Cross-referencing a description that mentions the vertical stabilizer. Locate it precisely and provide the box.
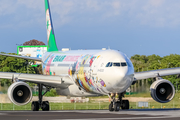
[45,0,58,52]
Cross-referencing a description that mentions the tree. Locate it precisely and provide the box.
[131,54,180,91]
[0,52,37,87]
[23,39,45,46]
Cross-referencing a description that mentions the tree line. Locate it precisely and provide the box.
[0,53,180,91]
[0,52,38,87]
[131,54,180,92]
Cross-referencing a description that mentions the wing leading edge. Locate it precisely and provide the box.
[0,72,74,89]
[134,67,180,81]
[0,53,42,62]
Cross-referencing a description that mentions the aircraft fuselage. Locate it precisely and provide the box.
[42,49,134,96]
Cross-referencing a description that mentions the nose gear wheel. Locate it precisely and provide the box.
[109,92,129,111]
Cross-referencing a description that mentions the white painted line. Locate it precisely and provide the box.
[0,113,7,115]
[55,116,174,120]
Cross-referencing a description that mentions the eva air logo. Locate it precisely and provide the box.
[46,9,51,43]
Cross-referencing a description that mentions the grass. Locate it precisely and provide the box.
[0,92,180,111]
[0,102,109,111]
[125,92,151,97]
[0,101,179,111]
[89,92,152,99]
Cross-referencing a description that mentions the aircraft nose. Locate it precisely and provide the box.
[111,67,133,91]
[118,67,128,78]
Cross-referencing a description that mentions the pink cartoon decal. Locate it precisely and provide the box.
[89,56,96,67]
[46,55,55,75]
[75,62,79,71]
[89,79,94,86]
[63,56,80,62]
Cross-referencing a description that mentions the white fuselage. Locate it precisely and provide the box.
[41,49,134,97]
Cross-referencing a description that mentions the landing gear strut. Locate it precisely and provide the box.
[31,84,52,111]
[109,92,129,111]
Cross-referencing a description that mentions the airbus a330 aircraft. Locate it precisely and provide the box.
[0,0,180,111]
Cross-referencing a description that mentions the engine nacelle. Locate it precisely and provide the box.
[150,79,175,103]
[8,82,32,106]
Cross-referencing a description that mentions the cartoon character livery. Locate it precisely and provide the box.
[0,0,178,112]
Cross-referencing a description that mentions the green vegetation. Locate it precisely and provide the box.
[1,53,180,97]
[0,53,180,110]
[0,96,180,110]
[0,53,36,87]
[0,92,179,110]
[131,54,180,90]
[125,92,151,97]
[0,52,57,96]
[32,88,58,97]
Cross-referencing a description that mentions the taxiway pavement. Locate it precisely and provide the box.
[0,109,180,120]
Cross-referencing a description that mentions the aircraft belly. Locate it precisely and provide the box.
[56,84,101,97]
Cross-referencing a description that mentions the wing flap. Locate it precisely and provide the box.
[134,67,180,80]
[0,72,74,88]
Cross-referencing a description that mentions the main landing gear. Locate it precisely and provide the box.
[31,84,52,111]
[109,92,129,111]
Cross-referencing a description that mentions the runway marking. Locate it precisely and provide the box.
[0,113,6,115]
[56,116,173,120]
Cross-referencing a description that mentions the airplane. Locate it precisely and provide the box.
[0,0,180,111]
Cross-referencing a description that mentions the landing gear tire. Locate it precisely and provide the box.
[114,102,120,111]
[31,101,39,111]
[42,101,50,111]
[31,84,52,111]
[121,100,129,110]
[109,102,114,111]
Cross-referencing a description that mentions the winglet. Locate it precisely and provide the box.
[45,0,58,52]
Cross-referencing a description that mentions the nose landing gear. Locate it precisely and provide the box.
[109,92,129,111]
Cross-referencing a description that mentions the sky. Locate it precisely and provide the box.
[1,0,180,57]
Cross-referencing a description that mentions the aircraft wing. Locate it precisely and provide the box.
[0,72,74,88]
[134,67,180,80]
[0,53,41,62]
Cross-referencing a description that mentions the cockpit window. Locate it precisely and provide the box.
[106,62,113,67]
[106,62,110,67]
[113,63,120,67]
[121,62,127,67]
[106,62,127,67]
[109,62,112,67]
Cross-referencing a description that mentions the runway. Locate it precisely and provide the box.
[0,109,180,120]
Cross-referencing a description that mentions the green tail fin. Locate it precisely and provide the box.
[45,0,58,52]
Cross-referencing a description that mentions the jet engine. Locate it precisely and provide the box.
[8,82,32,106]
[150,79,175,103]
